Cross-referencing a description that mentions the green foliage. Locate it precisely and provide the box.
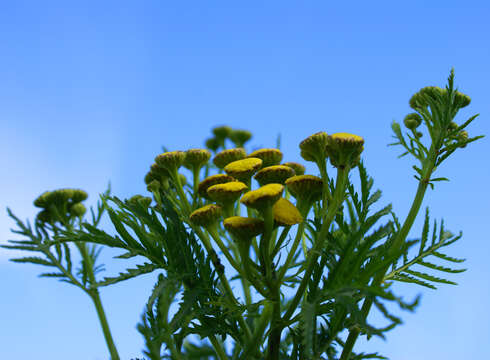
[3,70,483,360]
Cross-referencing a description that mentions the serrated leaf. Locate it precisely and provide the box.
[416,260,466,273]
[392,273,436,289]
[432,251,465,263]
[403,269,457,285]
[11,256,53,266]
[39,272,66,278]
[94,263,158,287]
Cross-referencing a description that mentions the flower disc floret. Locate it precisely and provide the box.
[299,132,328,163]
[155,151,186,173]
[183,149,211,170]
[283,162,306,176]
[198,174,237,199]
[285,175,323,203]
[223,216,265,240]
[207,182,248,205]
[240,183,284,210]
[213,148,246,169]
[326,133,364,168]
[248,148,283,167]
[272,198,302,226]
[254,165,295,186]
[224,158,263,182]
[189,204,222,227]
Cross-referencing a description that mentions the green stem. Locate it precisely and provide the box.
[209,335,228,360]
[240,302,273,360]
[78,243,120,360]
[267,281,281,360]
[282,167,349,324]
[339,151,437,360]
[277,221,306,283]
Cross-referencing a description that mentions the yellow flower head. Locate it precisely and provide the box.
[283,162,306,176]
[247,148,283,167]
[285,175,323,203]
[189,204,222,227]
[254,165,295,186]
[240,183,284,211]
[299,132,328,163]
[229,129,252,147]
[155,151,186,173]
[325,133,364,169]
[272,198,302,226]
[224,158,263,182]
[207,181,248,205]
[183,149,211,170]
[198,174,236,199]
[223,216,265,240]
[213,148,247,169]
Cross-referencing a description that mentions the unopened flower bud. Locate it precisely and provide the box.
[224,158,263,182]
[223,216,265,241]
[458,130,468,147]
[198,174,237,199]
[254,165,295,186]
[128,195,152,208]
[415,131,423,138]
[409,92,428,109]
[69,203,87,217]
[229,129,252,147]
[448,122,458,132]
[403,113,422,130]
[207,182,248,205]
[155,151,185,173]
[285,175,323,203]
[283,162,306,176]
[326,133,364,168]
[299,132,328,163]
[183,149,211,170]
[189,204,222,227]
[248,148,283,167]
[454,91,471,108]
[240,183,284,211]
[205,137,220,152]
[272,198,302,226]
[34,191,51,208]
[147,179,161,193]
[212,125,232,139]
[213,148,246,169]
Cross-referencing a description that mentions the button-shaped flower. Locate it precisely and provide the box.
[272,198,302,226]
[183,149,211,170]
[254,165,295,186]
[223,216,265,241]
[213,148,246,169]
[285,175,323,203]
[155,151,186,173]
[248,148,283,167]
[198,174,237,199]
[325,133,364,168]
[240,183,284,211]
[299,132,328,163]
[283,162,306,176]
[224,158,263,183]
[207,182,248,206]
[189,204,222,227]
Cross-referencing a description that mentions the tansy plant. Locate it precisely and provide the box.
[3,70,484,360]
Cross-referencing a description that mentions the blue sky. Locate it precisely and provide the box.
[1,1,489,359]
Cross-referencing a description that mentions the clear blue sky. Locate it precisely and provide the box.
[1,1,489,359]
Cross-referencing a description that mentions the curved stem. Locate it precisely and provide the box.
[339,150,437,360]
